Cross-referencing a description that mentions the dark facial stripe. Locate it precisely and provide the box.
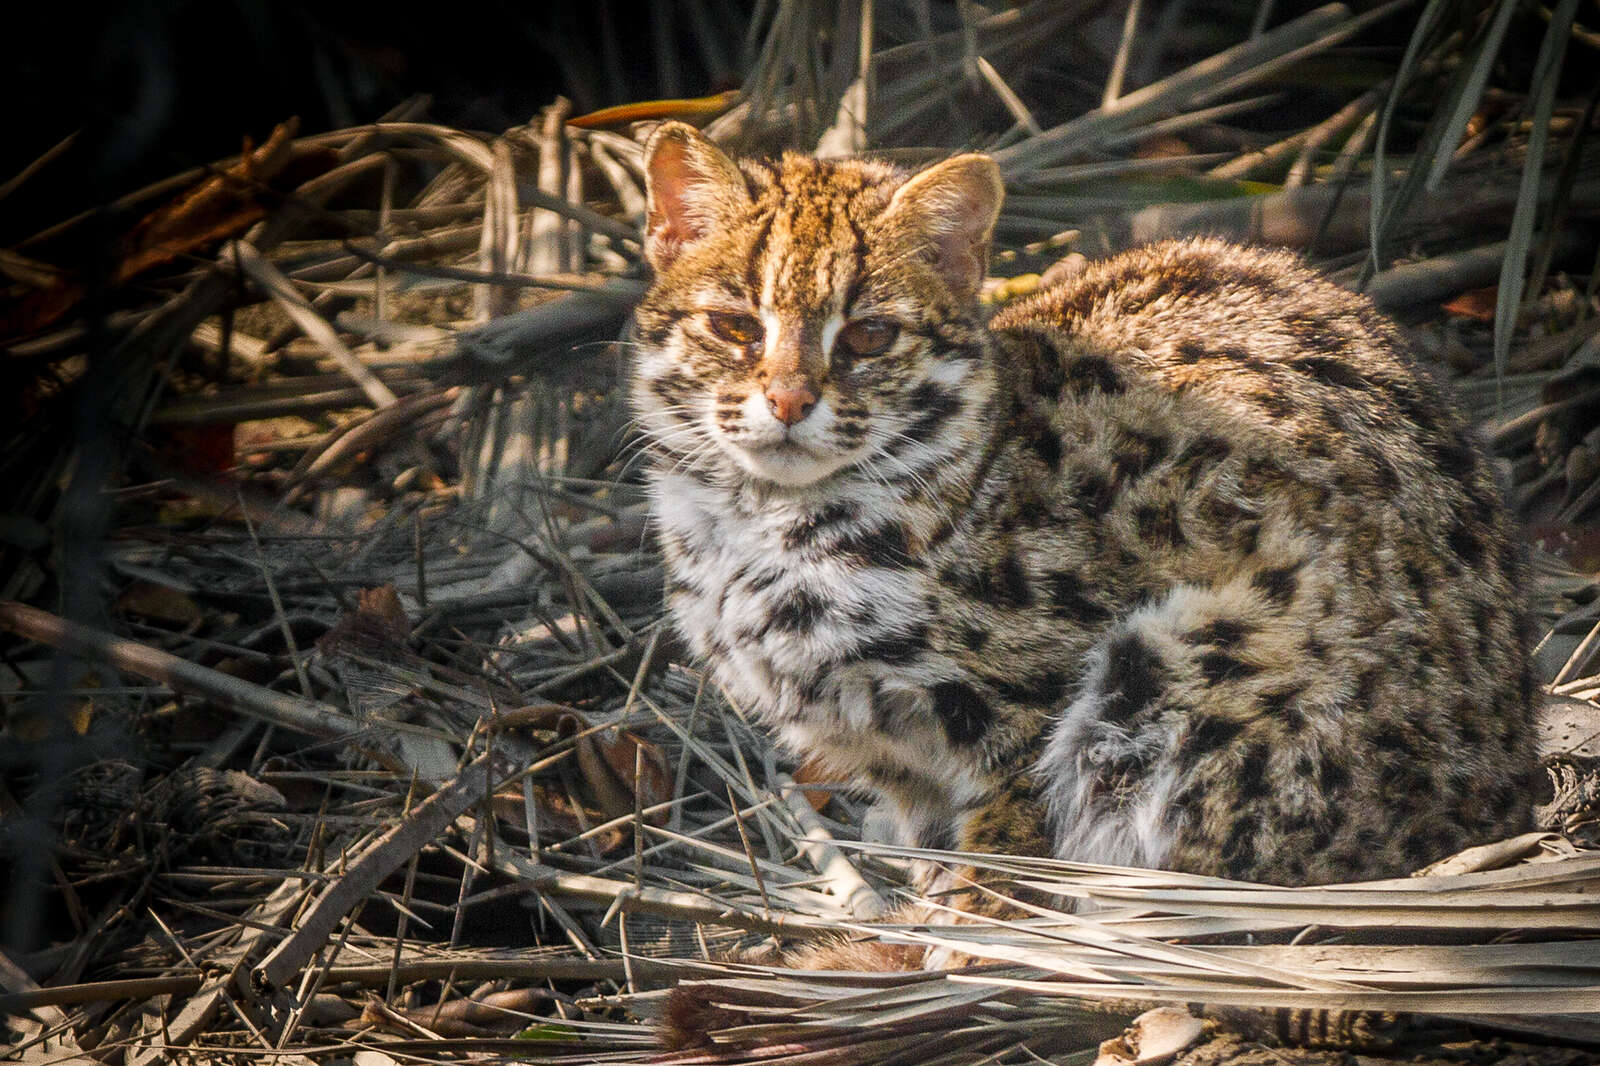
[743,211,777,295]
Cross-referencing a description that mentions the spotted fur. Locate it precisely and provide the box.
[631,123,1536,895]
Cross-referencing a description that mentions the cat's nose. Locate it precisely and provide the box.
[766,385,817,426]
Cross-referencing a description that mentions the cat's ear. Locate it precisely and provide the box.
[643,122,751,272]
[884,154,1003,302]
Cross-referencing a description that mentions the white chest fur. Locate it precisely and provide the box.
[649,470,988,826]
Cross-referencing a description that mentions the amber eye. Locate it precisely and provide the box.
[838,317,900,357]
[707,311,762,346]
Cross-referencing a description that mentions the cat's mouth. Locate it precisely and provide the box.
[731,437,853,488]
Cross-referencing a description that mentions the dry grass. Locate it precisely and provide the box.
[3,2,1600,1063]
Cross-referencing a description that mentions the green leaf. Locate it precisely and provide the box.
[1369,0,1454,275]
[1494,0,1582,379]
[1423,0,1521,192]
[515,1021,579,1040]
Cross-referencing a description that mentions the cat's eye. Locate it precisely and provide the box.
[838,318,899,357]
[707,311,762,346]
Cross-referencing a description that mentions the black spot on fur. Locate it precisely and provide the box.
[1188,716,1245,754]
[783,501,858,549]
[1075,473,1116,513]
[930,680,994,745]
[1447,519,1485,566]
[1220,814,1259,874]
[1360,446,1402,491]
[1261,685,1306,731]
[837,523,914,569]
[1237,743,1271,800]
[903,381,963,444]
[1101,634,1166,725]
[767,588,827,633]
[961,624,991,651]
[650,371,694,407]
[1112,431,1169,482]
[1403,561,1432,608]
[1293,355,1368,390]
[1251,564,1301,606]
[1061,354,1125,395]
[1186,618,1253,648]
[1175,339,1207,363]
[993,670,1069,706]
[1028,422,1063,470]
[850,625,928,665]
[1135,500,1186,547]
[1429,433,1478,480]
[1175,435,1232,486]
[1391,383,1443,433]
[1031,354,1066,397]
[1046,570,1111,623]
[746,568,783,592]
[1403,832,1449,867]
[1371,725,1412,755]
[989,551,1034,608]
[1319,760,1350,794]
[1199,651,1259,684]
[1353,668,1380,707]
[1255,389,1295,419]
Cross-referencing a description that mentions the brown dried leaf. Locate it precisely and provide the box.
[576,723,670,823]
[115,119,302,284]
[115,581,204,628]
[490,703,670,850]
[317,584,412,655]
[790,757,837,812]
[1442,284,1499,321]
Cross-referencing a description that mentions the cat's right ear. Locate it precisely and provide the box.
[643,122,750,272]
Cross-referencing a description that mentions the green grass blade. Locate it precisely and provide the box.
[1493,0,1581,378]
[1422,0,1521,192]
[1368,0,1453,275]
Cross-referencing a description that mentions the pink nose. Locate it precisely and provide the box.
[766,386,817,426]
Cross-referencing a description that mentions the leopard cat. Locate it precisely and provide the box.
[629,122,1537,922]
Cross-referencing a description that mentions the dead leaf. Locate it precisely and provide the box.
[150,423,237,479]
[115,581,204,628]
[115,119,302,284]
[1095,1006,1204,1066]
[791,757,837,812]
[489,703,671,851]
[1443,285,1498,321]
[317,584,412,655]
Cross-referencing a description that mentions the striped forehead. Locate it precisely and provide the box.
[753,171,870,313]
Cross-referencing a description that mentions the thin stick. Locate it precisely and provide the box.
[232,241,398,409]
[729,783,775,921]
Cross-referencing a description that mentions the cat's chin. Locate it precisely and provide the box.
[729,442,852,488]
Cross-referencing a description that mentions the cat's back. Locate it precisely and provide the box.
[984,238,1536,882]
[993,237,1503,523]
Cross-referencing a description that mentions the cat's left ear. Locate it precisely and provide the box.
[883,154,1003,302]
[643,122,751,272]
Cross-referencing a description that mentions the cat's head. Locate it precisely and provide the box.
[631,122,1003,490]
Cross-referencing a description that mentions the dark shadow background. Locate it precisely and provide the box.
[2,0,746,247]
